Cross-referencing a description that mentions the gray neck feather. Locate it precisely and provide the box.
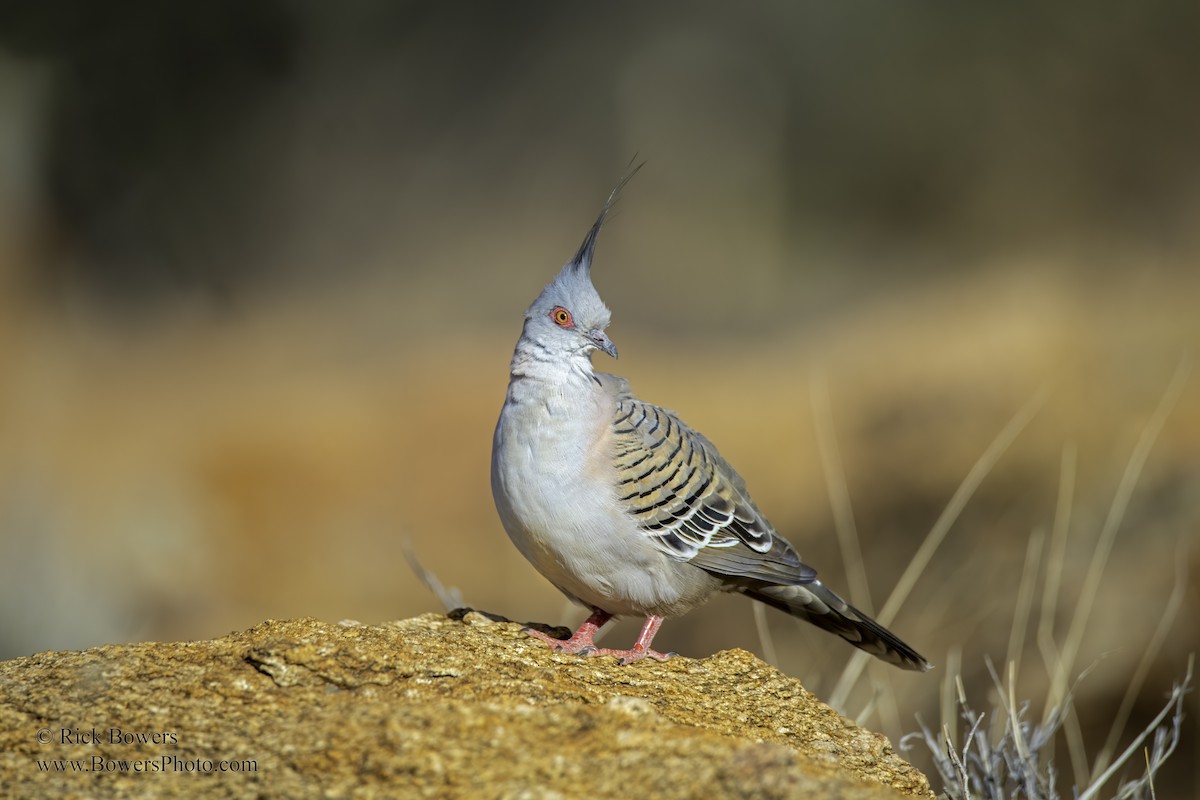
[508,331,597,398]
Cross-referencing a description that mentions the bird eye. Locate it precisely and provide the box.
[550,307,574,328]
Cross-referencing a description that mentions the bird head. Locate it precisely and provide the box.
[522,166,642,362]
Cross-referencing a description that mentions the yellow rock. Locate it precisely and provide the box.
[0,613,934,799]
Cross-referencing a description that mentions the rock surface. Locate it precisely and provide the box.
[0,612,934,798]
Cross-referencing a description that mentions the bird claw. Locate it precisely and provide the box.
[521,613,672,665]
[522,625,598,655]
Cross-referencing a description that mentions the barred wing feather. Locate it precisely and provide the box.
[609,387,816,587]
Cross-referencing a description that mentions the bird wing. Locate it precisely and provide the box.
[604,379,816,586]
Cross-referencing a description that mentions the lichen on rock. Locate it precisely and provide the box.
[0,612,933,798]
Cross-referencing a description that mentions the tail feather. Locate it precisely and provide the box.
[744,580,932,672]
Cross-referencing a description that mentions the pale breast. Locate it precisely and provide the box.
[491,377,721,617]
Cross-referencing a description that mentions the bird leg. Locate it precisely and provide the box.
[587,614,673,664]
[522,609,612,654]
[524,612,673,665]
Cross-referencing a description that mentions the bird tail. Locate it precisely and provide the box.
[743,580,932,671]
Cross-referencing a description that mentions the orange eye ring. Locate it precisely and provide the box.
[550,307,574,328]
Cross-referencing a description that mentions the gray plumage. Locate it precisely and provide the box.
[491,175,930,671]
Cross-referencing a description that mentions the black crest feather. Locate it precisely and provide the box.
[569,159,644,274]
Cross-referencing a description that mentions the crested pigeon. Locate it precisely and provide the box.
[490,174,931,671]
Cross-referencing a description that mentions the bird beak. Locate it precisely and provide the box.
[587,330,618,359]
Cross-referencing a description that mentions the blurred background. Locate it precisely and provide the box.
[0,1,1197,795]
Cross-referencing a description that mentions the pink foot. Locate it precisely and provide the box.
[523,610,609,655]
[576,644,674,665]
[524,612,674,665]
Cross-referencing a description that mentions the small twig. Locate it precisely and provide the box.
[401,539,464,611]
[1077,657,1193,800]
